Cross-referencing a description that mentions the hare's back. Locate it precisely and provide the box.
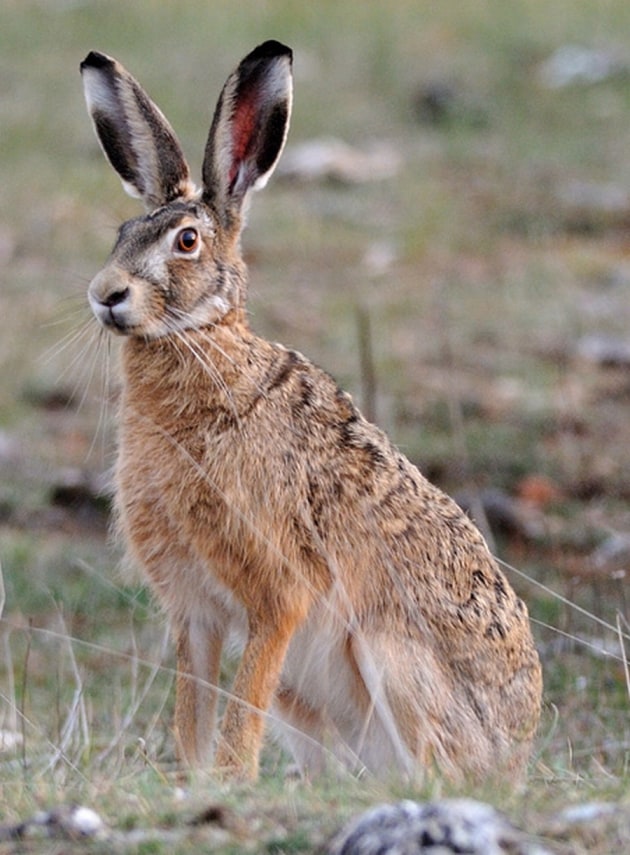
[261,353,538,658]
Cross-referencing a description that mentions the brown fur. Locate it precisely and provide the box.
[81,42,542,782]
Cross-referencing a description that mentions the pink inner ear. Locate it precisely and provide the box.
[228,85,260,190]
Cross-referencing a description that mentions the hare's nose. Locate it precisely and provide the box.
[102,287,130,308]
[88,272,134,333]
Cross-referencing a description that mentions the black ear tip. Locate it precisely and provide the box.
[80,51,114,73]
[247,40,293,65]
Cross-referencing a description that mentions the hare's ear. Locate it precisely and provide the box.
[80,51,195,209]
[202,41,292,226]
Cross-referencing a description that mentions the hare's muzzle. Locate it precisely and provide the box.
[88,268,134,334]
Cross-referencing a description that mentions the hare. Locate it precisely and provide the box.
[80,41,542,783]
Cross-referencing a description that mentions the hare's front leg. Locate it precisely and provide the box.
[215,613,301,780]
[174,617,224,767]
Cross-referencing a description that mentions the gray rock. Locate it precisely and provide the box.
[324,799,551,855]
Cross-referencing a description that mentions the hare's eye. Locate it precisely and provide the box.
[175,228,199,253]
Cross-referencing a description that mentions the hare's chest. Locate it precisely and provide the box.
[114,415,254,615]
[115,415,253,560]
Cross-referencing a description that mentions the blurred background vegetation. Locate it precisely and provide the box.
[0,1,629,850]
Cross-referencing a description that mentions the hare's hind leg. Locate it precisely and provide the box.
[352,633,513,781]
[348,634,418,777]
[273,684,388,779]
[272,685,328,777]
[174,614,225,767]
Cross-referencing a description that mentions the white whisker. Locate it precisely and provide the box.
[65,326,106,415]
[39,317,95,366]
[40,305,89,329]
[86,329,114,461]
[56,333,96,391]
[164,313,242,427]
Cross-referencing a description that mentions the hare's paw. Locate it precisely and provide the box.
[214,740,258,782]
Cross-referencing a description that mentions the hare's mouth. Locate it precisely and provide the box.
[101,310,134,335]
[89,294,135,336]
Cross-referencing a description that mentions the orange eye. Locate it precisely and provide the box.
[175,228,199,253]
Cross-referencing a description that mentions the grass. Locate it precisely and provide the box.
[1,0,630,851]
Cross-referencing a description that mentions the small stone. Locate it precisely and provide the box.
[539,45,628,88]
[0,730,23,752]
[67,806,105,838]
[575,334,630,367]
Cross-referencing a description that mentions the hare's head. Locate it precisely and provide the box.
[81,42,292,338]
